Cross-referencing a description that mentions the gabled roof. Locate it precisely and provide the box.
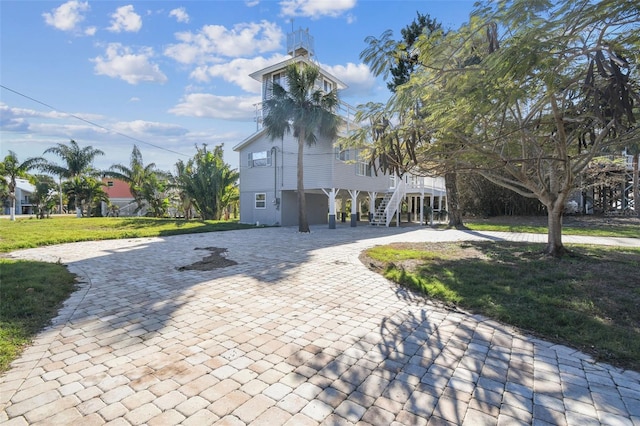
[249,56,347,91]
[14,178,35,194]
[232,128,267,152]
[103,178,133,199]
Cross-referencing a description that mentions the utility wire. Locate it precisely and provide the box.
[1,84,189,158]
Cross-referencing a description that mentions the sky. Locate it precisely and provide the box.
[1,0,476,174]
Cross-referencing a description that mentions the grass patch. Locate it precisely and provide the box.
[362,242,640,371]
[0,216,255,253]
[464,222,640,238]
[0,259,77,373]
[462,216,640,238]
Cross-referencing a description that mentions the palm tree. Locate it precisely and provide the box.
[32,175,59,219]
[173,144,238,220]
[263,62,340,233]
[42,139,104,214]
[63,175,108,217]
[43,139,104,178]
[0,151,45,220]
[106,145,164,215]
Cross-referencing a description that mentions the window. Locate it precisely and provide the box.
[107,181,114,187]
[335,145,351,162]
[356,151,373,177]
[248,150,272,167]
[323,79,333,93]
[255,193,266,209]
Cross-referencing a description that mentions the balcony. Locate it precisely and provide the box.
[253,99,359,134]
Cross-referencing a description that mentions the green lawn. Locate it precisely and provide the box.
[0,259,77,372]
[362,242,640,371]
[0,216,255,253]
[464,222,640,238]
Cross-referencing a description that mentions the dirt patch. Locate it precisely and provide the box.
[177,247,237,271]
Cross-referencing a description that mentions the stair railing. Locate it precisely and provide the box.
[384,177,406,227]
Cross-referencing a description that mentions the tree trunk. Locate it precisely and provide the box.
[444,171,465,229]
[9,193,16,221]
[633,153,639,218]
[545,202,566,257]
[297,136,310,233]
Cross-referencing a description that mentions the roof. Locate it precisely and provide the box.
[232,128,267,152]
[248,56,347,91]
[103,178,134,199]
[14,178,35,193]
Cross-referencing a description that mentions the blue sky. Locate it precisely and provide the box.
[1,0,476,173]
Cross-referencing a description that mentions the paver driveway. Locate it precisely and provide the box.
[1,225,639,425]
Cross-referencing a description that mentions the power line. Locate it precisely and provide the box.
[0,84,189,158]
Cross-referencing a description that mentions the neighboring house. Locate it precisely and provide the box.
[1,178,35,216]
[233,28,446,227]
[102,178,138,216]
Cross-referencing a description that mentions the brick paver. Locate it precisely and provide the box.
[1,225,639,424]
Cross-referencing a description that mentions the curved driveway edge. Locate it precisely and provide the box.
[1,226,639,425]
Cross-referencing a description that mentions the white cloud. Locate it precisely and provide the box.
[246,0,260,6]
[169,93,260,120]
[113,120,188,136]
[279,0,356,19]
[0,103,224,172]
[92,43,167,85]
[84,26,97,36]
[0,103,105,122]
[322,62,376,97]
[129,97,141,102]
[190,54,288,92]
[108,5,142,33]
[169,7,189,23]
[0,104,29,132]
[164,21,283,64]
[30,122,109,139]
[42,0,91,34]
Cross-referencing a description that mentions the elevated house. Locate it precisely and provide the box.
[1,178,35,216]
[233,29,446,228]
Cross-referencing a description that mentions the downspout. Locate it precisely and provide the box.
[271,146,279,211]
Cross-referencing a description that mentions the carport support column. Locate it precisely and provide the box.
[348,190,359,227]
[368,192,377,222]
[324,188,338,229]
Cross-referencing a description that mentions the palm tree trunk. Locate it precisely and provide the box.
[9,193,16,221]
[297,135,310,233]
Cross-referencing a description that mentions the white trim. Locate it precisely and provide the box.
[255,193,267,209]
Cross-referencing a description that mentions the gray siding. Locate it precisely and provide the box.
[238,136,279,193]
[331,156,390,192]
[280,191,327,226]
[238,191,282,226]
[240,132,391,193]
